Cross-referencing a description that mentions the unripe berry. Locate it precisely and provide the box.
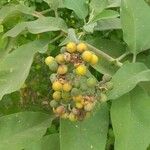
[52,91,61,100]
[77,43,87,53]
[84,102,95,112]
[50,73,57,83]
[90,54,98,65]
[63,82,72,92]
[55,54,65,64]
[50,100,58,108]
[76,65,87,76]
[49,61,58,72]
[57,65,68,75]
[60,47,66,53]
[52,81,62,91]
[68,113,77,121]
[100,93,107,103]
[76,102,84,109]
[62,92,71,101]
[82,51,92,62]
[45,56,54,65]
[87,77,97,87]
[71,88,81,96]
[105,82,113,90]
[66,42,77,53]
[56,106,65,115]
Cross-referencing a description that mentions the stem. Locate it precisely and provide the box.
[41,9,52,15]
[132,53,137,63]
[86,43,123,67]
[117,51,130,61]
[49,33,63,44]
[32,11,44,18]
[54,9,59,18]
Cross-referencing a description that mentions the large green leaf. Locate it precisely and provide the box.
[60,104,109,150]
[4,17,67,38]
[0,4,34,23]
[87,37,126,75]
[108,63,150,100]
[0,111,52,150]
[111,86,150,150]
[63,0,88,19]
[121,0,150,54]
[0,40,48,100]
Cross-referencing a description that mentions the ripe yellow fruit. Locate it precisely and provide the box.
[66,42,77,53]
[56,106,65,115]
[57,65,68,75]
[76,65,87,76]
[52,91,61,100]
[45,56,54,65]
[61,113,69,119]
[84,102,95,112]
[82,51,92,62]
[76,102,83,109]
[68,113,77,122]
[52,81,62,91]
[73,95,83,102]
[90,54,98,65]
[55,54,65,64]
[77,43,87,53]
[63,83,72,92]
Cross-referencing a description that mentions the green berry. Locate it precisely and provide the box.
[50,100,58,108]
[50,73,57,83]
[105,82,113,90]
[49,61,58,72]
[87,77,97,87]
[100,93,107,103]
[102,74,112,82]
[71,88,81,96]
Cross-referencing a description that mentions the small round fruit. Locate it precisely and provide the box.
[61,113,69,119]
[50,73,57,83]
[84,102,95,112]
[45,56,54,65]
[57,65,68,75]
[55,54,65,64]
[62,92,71,101]
[50,100,58,108]
[90,54,98,65]
[60,47,66,53]
[87,77,97,87]
[77,43,87,53]
[68,113,77,121]
[102,74,112,82]
[63,83,72,92]
[49,61,58,72]
[82,51,92,62]
[76,102,83,109]
[66,42,77,53]
[71,88,81,96]
[76,65,87,76]
[56,106,65,115]
[52,81,63,91]
[73,95,84,103]
[52,91,61,100]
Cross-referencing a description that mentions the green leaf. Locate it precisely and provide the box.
[90,0,108,15]
[91,10,119,22]
[0,4,34,23]
[108,0,121,7]
[87,37,126,75]
[111,86,150,150]
[43,0,64,10]
[94,18,121,31]
[108,62,150,100]
[63,0,88,19]
[4,17,68,38]
[0,111,52,150]
[121,0,150,54]
[0,40,48,100]
[60,104,109,150]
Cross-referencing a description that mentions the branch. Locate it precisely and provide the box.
[86,43,123,67]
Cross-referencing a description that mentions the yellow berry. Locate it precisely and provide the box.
[52,91,61,100]
[63,83,72,92]
[52,81,63,91]
[82,51,92,62]
[77,43,87,53]
[84,102,95,112]
[76,65,87,76]
[45,56,54,65]
[73,95,83,102]
[66,42,77,53]
[55,54,65,64]
[76,102,84,109]
[90,54,98,65]
[57,65,68,75]
[56,106,65,115]
[61,113,69,119]
[68,113,77,122]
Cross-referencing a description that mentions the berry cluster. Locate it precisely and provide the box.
[45,42,111,121]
